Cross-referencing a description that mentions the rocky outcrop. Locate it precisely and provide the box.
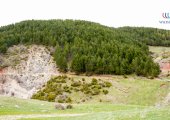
[0,45,59,99]
[151,50,170,77]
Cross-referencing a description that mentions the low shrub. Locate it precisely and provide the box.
[91,78,98,85]
[55,78,66,83]
[47,92,56,102]
[56,94,72,103]
[82,78,85,81]
[91,85,102,89]
[66,97,72,103]
[71,81,82,87]
[66,104,73,109]
[91,88,100,95]
[58,99,64,103]
[73,88,80,92]
[123,75,128,78]
[103,89,109,95]
[84,90,91,94]
[104,81,112,87]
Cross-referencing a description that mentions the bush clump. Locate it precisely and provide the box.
[103,89,109,95]
[104,81,112,87]
[32,76,112,103]
[66,104,73,109]
[56,94,72,103]
[91,78,98,85]
[91,88,100,95]
[71,81,82,87]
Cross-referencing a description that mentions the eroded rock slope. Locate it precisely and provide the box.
[0,45,59,98]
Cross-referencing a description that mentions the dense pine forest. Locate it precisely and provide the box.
[118,27,170,46]
[0,20,169,77]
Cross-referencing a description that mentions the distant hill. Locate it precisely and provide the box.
[117,27,170,46]
[0,20,162,77]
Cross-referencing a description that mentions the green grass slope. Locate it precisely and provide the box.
[32,75,170,106]
[22,106,170,120]
[0,96,143,115]
[0,96,169,120]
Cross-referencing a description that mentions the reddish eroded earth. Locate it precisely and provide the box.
[0,68,4,74]
[160,62,170,71]
[157,62,170,77]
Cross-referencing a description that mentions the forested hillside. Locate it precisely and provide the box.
[0,20,162,77]
[118,27,170,46]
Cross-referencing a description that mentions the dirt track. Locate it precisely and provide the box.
[0,113,87,120]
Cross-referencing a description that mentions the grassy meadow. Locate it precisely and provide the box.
[0,74,170,120]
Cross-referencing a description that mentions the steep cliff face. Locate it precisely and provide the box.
[0,45,59,98]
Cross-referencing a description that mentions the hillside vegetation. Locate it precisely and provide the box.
[118,27,170,46]
[32,76,112,103]
[0,20,165,77]
[31,75,170,106]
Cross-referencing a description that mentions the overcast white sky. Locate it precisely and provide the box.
[0,0,170,29]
